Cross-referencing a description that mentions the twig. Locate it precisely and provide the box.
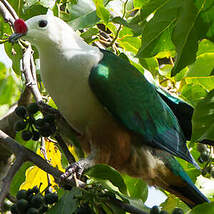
[0,156,23,208]
[0,1,14,25]
[40,138,52,186]
[22,43,43,102]
[0,0,18,20]
[111,198,149,214]
[108,0,128,47]
[55,134,75,164]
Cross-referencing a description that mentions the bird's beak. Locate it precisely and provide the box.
[8,19,28,43]
[9,33,25,43]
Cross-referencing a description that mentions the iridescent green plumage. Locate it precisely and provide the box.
[89,49,209,207]
[90,49,196,166]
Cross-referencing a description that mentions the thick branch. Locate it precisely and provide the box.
[22,43,43,102]
[0,0,18,20]
[0,1,15,25]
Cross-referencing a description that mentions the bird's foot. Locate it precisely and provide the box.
[61,158,95,181]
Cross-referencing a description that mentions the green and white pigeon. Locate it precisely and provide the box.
[10,14,209,207]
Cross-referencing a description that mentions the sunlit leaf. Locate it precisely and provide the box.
[20,139,64,191]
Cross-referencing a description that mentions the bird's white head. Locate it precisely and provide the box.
[11,14,84,51]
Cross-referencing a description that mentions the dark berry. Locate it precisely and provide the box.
[198,156,204,164]
[26,189,34,201]
[27,207,39,214]
[30,194,44,209]
[16,189,28,200]
[34,119,45,128]
[43,114,55,124]
[39,204,48,213]
[44,192,58,204]
[15,106,27,118]
[15,120,27,131]
[32,131,40,141]
[150,205,160,214]
[197,144,207,153]
[16,199,29,212]
[10,204,18,214]
[201,151,210,162]
[77,204,93,214]
[22,130,33,141]
[39,127,52,137]
[28,103,39,115]
[32,186,39,194]
[172,208,184,214]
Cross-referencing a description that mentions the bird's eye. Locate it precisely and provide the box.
[38,20,48,28]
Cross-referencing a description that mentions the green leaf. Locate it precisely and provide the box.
[139,57,159,75]
[139,0,169,22]
[133,0,144,8]
[180,84,207,107]
[185,77,214,92]
[4,43,22,75]
[22,4,48,20]
[93,0,110,24]
[68,10,100,30]
[86,164,127,194]
[48,189,81,214]
[190,202,214,214]
[191,90,214,142]
[10,162,33,196]
[81,28,99,44]
[137,0,180,58]
[171,0,208,76]
[123,174,148,202]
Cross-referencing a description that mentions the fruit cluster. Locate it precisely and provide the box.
[197,144,214,178]
[197,144,211,163]
[15,103,56,141]
[150,206,184,214]
[10,186,58,214]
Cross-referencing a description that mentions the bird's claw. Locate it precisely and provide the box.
[61,161,84,181]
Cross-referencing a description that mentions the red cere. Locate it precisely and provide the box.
[14,19,27,34]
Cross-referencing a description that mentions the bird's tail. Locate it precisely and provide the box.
[162,156,209,208]
[167,180,209,208]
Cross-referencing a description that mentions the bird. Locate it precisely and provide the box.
[10,14,209,208]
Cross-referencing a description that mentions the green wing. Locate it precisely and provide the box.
[89,49,197,167]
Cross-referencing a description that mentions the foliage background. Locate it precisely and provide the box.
[1,0,214,213]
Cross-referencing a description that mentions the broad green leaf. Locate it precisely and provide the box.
[139,57,159,75]
[10,162,33,196]
[197,39,214,56]
[81,28,99,44]
[22,4,48,20]
[86,164,127,194]
[185,77,214,92]
[190,202,214,214]
[139,0,169,22]
[123,174,148,202]
[65,0,96,20]
[161,194,189,213]
[0,72,20,105]
[93,0,110,24]
[171,0,208,76]
[68,10,100,30]
[180,84,207,107]
[191,90,214,142]
[48,189,81,214]
[7,0,24,17]
[137,0,179,58]
[133,0,144,8]
[196,0,214,41]
[4,43,22,75]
